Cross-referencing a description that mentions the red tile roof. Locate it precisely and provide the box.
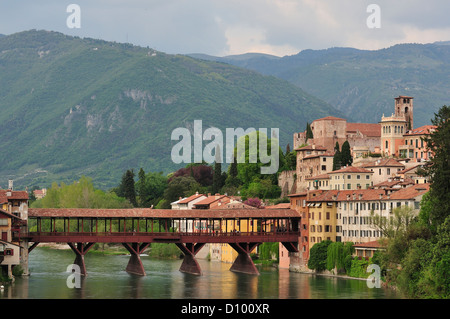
[346,123,381,137]
[265,203,291,209]
[177,193,205,204]
[307,184,429,202]
[295,145,328,151]
[404,125,437,136]
[28,208,301,218]
[328,166,373,174]
[0,190,29,204]
[303,152,335,160]
[314,116,347,122]
[305,173,330,180]
[194,195,229,206]
[387,183,430,200]
[353,240,385,249]
[361,158,405,168]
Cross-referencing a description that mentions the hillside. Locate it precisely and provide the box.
[193,43,450,127]
[0,30,342,190]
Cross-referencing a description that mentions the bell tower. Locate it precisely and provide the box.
[394,96,413,130]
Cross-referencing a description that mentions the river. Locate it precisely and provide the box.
[1,247,401,299]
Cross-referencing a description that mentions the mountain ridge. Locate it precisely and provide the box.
[0,30,342,190]
[188,41,450,127]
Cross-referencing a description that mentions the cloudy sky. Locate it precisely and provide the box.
[1,0,449,57]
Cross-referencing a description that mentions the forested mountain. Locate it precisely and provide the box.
[190,42,450,127]
[0,30,341,189]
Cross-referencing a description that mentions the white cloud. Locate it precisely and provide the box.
[0,0,449,56]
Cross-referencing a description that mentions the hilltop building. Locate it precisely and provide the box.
[0,186,29,279]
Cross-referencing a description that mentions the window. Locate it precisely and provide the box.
[0,219,8,226]
[322,165,326,171]
[347,184,351,190]
[319,212,322,220]
[387,168,391,175]
[366,175,370,179]
[326,212,330,220]
[357,175,361,179]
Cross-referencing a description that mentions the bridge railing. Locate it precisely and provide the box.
[27,230,300,238]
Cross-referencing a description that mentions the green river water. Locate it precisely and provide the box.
[0,247,401,299]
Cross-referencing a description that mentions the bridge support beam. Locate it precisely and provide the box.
[229,242,260,275]
[67,242,95,276]
[176,243,205,275]
[122,243,150,276]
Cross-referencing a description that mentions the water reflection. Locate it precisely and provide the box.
[1,248,400,299]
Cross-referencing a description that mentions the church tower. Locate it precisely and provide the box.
[394,96,414,130]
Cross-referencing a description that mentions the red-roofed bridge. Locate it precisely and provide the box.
[25,208,301,276]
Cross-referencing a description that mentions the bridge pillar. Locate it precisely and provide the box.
[229,242,260,275]
[176,243,205,275]
[122,243,150,276]
[67,243,95,276]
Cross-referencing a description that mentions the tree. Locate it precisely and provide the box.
[421,105,450,232]
[163,176,201,206]
[136,168,146,207]
[306,122,313,140]
[283,144,297,171]
[340,141,353,167]
[308,240,332,272]
[172,164,213,187]
[370,206,417,238]
[212,146,224,194]
[31,176,132,209]
[243,197,262,209]
[333,141,342,171]
[119,169,137,207]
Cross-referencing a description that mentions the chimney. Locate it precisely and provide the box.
[8,180,13,191]
[359,194,363,200]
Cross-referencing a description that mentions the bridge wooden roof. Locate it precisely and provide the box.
[28,208,300,219]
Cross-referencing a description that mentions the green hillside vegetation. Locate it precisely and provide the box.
[201,43,450,127]
[0,30,342,190]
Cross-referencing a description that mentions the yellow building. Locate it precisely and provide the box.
[329,166,374,191]
[220,218,258,263]
[307,190,339,247]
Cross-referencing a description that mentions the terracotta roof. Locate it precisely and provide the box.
[305,173,330,180]
[0,190,29,203]
[264,203,290,209]
[193,195,229,206]
[346,123,381,137]
[314,116,347,122]
[28,208,301,218]
[387,183,430,200]
[212,202,257,209]
[328,166,373,174]
[303,152,335,159]
[404,125,437,136]
[287,192,307,197]
[361,158,405,168]
[295,145,328,151]
[307,184,429,202]
[353,240,385,249]
[177,193,205,204]
[0,208,20,219]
